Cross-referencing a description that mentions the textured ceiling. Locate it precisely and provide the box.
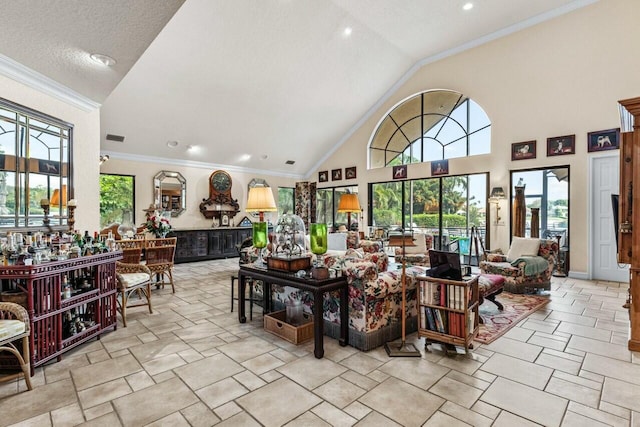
[0,0,595,177]
[0,0,185,103]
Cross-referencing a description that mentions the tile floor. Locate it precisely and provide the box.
[0,258,637,427]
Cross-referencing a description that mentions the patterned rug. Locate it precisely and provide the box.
[475,292,550,344]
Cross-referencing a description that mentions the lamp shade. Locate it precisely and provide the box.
[337,193,361,213]
[50,185,67,208]
[489,186,505,200]
[246,186,277,212]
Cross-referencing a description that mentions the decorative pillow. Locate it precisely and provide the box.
[364,252,389,272]
[506,237,540,261]
[327,233,347,251]
[345,248,365,259]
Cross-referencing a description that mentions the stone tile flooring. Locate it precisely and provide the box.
[0,258,637,426]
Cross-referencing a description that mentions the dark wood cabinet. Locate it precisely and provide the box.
[173,227,254,263]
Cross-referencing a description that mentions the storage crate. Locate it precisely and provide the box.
[264,310,314,344]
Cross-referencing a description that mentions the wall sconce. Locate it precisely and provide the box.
[489,186,506,223]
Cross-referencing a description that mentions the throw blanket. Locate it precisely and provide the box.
[510,256,548,276]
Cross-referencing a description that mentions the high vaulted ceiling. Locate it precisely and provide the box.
[0,0,596,178]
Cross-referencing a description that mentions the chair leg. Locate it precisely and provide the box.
[146,283,153,314]
[168,269,175,293]
[21,337,32,390]
[120,290,128,327]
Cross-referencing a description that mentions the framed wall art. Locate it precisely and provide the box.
[547,134,575,156]
[511,140,536,161]
[392,165,407,180]
[318,170,328,183]
[345,166,357,179]
[587,128,620,152]
[332,168,342,181]
[431,159,449,176]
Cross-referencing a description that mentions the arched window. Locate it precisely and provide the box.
[368,89,491,168]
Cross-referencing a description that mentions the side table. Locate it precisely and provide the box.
[237,264,349,358]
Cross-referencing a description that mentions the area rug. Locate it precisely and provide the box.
[475,292,550,344]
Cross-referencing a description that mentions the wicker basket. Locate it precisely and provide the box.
[264,310,313,344]
[0,290,28,309]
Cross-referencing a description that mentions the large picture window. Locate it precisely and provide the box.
[369,89,491,168]
[316,186,359,231]
[100,174,135,228]
[0,97,72,228]
[510,167,569,246]
[370,173,488,260]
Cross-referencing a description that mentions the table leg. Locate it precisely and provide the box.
[339,285,348,347]
[238,273,247,323]
[313,289,324,358]
[263,281,271,314]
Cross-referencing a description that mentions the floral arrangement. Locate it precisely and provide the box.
[143,210,172,237]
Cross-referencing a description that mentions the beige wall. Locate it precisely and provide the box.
[100,158,295,230]
[5,0,637,277]
[314,0,640,276]
[0,74,101,233]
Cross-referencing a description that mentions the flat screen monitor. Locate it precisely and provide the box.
[427,249,463,281]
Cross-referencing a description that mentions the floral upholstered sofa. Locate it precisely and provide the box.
[479,238,558,294]
[270,249,427,351]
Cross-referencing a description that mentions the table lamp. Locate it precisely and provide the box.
[50,185,67,210]
[246,185,277,265]
[337,193,361,231]
[384,231,421,357]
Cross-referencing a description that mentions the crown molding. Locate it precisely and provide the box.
[306,0,599,178]
[0,53,100,112]
[102,151,304,180]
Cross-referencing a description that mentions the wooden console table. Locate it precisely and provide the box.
[0,251,122,374]
[237,264,348,358]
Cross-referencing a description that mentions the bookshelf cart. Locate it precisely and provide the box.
[416,275,479,353]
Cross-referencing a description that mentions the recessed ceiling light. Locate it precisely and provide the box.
[343,27,353,37]
[260,155,268,160]
[167,140,179,148]
[239,154,251,161]
[90,53,117,67]
[463,2,473,11]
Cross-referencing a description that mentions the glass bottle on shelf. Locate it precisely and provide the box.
[62,275,71,299]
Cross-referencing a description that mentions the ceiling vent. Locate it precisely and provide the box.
[106,134,125,142]
[285,160,295,165]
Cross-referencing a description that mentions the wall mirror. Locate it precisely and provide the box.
[154,171,186,217]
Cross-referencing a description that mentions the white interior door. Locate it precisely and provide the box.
[591,154,629,282]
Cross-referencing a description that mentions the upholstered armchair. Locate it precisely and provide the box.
[394,233,434,266]
[479,237,558,294]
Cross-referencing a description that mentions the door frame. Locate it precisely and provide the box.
[588,152,628,281]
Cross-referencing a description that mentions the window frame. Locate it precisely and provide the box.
[0,96,73,231]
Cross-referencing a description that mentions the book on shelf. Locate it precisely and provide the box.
[425,307,436,331]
